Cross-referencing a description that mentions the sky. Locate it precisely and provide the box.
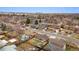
[0,7,79,13]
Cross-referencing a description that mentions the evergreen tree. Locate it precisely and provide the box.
[1,23,6,31]
[35,20,38,25]
[37,15,41,19]
[26,18,30,24]
[39,19,41,23]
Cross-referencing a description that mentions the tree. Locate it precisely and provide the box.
[39,19,42,23]
[26,18,30,24]
[76,17,79,20]
[35,20,38,25]
[1,23,6,31]
[37,15,41,19]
